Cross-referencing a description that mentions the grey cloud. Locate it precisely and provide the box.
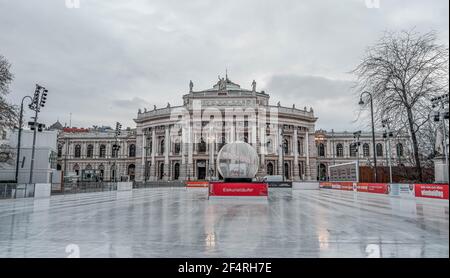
[264,74,357,131]
[0,0,448,131]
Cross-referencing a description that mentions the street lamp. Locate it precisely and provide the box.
[359,91,378,183]
[113,122,122,182]
[28,84,48,184]
[382,119,394,183]
[15,95,33,183]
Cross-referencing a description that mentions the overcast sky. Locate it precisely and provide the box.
[0,0,448,131]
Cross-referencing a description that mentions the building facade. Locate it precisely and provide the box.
[55,76,411,182]
[314,130,411,180]
[57,127,137,182]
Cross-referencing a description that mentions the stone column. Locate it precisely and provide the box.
[150,128,156,181]
[180,130,186,181]
[187,123,194,180]
[278,126,283,175]
[293,128,300,181]
[305,131,311,180]
[163,125,170,180]
[139,133,145,181]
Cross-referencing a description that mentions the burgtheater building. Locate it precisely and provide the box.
[56,76,411,182]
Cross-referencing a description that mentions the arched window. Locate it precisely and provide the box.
[160,139,165,154]
[174,163,180,180]
[110,165,116,181]
[283,139,289,154]
[73,164,80,176]
[266,140,273,153]
[376,143,383,157]
[336,143,344,157]
[128,164,135,181]
[74,145,81,158]
[112,144,119,158]
[146,137,152,156]
[86,144,93,158]
[363,143,370,157]
[98,164,105,180]
[198,138,206,153]
[128,144,136,157]
[284,162,290,180]
[159,163,165,179]
[174,141,181,154]
[267,162,274,175]
[99,145,106,158]
[318,143,325,157]
[57,145,62,157]
[396,143,404,157]
[350,143,357,157]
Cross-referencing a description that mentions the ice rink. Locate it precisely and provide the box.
[0,188,448,258]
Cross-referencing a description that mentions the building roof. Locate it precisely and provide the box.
[48,120,64,130]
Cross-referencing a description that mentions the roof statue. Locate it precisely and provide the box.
[189,80,193,93]
[277,101,281,107]
[138,108,142,114]
[153,105,157,111]
[167,102,171,108]
[252,80,256,92]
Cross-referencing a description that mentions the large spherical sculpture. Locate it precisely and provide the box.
[216,141,259,180]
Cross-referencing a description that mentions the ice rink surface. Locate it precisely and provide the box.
[0,188,448,258]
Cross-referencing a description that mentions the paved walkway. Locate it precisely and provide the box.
[0,188,448,257]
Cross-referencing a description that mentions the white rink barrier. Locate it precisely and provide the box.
[117,182,133,191]
[34,183,51,198]
[292,182,320,190]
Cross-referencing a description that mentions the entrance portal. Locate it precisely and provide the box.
[197,160,206,180]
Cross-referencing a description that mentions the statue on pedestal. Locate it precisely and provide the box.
[189,80,193,93]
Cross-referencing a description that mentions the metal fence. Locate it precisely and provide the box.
[0,183,35,199]
[51,182,117,195]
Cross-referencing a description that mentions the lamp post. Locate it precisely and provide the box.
[359,91,377,183]
[382,119,393,183]
[28,84,48,184]
[15,95,33,183]
[114,122,122,182]
[353,131,361,171]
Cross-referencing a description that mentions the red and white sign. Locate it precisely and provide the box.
[209,182,268,197]
[414,184,449,200]
[319,182,353,191]
[357,183,389,194]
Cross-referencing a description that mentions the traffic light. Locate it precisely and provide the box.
[28,121,35,130]
[39,89,48,107]
[37,123,45,132]
[115,122,122,137]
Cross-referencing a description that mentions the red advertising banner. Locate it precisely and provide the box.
[414,184,449,200]
[319,182,333,189]
[209,182,268,197]
[357,183,389,194]
[186,181,209,188]
[320,182,353,191]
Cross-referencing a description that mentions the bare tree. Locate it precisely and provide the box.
[0,55,18,130]
[352,30,449,181]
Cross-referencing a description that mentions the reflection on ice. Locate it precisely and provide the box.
[0,188,447,258]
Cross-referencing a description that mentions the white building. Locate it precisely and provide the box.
[0,129,59,183]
